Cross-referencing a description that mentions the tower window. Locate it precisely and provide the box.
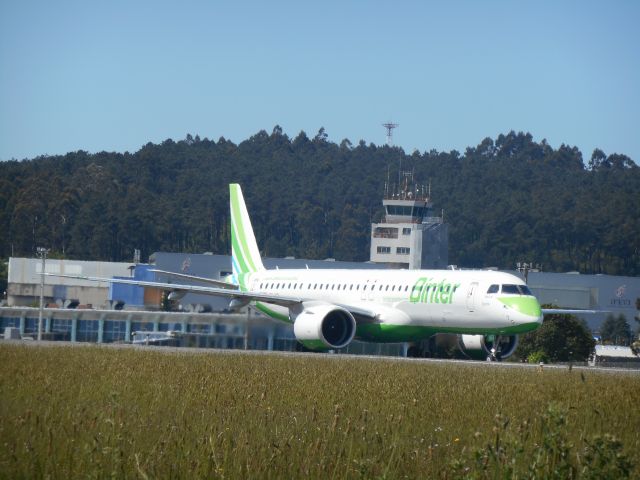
[373,227,399,239]
[377,246,391,254]
[402,228,411,235]
[397,247,410,255]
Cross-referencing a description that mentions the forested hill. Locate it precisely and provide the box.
[1,128,639,276]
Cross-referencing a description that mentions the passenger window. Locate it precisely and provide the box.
[487,284,499,294]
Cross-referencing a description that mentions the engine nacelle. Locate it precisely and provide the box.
[293,304,356,351]
[167,290,186,301]
[458,334,519,360]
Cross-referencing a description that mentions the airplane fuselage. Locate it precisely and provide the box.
[238,268,542,343]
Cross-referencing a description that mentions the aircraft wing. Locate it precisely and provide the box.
[149,269,238,290]
[44,273,303,308]
[541,308,602,315]
[43,273,380,319]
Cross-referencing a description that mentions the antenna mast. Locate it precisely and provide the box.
[382,122,399,146]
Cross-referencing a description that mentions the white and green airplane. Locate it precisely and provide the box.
[225,184,543,359]
[48,183,556,359]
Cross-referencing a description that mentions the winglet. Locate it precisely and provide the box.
[229,184,265,284]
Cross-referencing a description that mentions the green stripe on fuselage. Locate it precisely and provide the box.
[255,302,291,323]
[356,321,540,343]
[497,297,542,318]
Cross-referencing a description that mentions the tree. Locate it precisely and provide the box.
[515,310,595,362]
[1,130,639,275]
[588,148,609,170]
[0,259,7,300]
[313,127,328,143]
[600,314,633,346]
[632,298,640,356]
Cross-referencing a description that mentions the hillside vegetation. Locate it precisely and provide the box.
[1,128,638,275]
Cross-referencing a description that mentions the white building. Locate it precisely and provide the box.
[7,257,134,308]
[370,174,448,269]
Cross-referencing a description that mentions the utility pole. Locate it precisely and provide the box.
[37,247,49,341]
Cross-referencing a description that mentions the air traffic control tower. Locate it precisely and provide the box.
[370,172,449,269]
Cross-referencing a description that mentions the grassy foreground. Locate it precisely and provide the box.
[0,344,639,479]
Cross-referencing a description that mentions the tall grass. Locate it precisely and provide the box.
[0,344,638,478]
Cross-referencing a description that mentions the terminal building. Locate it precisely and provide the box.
[6,257,134,308]
[2,253,638,348]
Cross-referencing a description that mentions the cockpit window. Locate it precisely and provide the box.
[502,284,533,296]
[519,285,533,296]
[502,284,520,294]
[487,284,499,294]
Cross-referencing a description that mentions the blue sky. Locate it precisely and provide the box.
[1,1,638,162]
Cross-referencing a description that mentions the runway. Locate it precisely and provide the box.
[4,339,639,376]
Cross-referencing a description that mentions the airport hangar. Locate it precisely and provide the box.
[2,254,639,353]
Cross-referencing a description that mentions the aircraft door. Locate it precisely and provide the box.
[466,282,479,312]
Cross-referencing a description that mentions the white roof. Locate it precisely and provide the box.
[8,257,134,286]
[594,344,638,359]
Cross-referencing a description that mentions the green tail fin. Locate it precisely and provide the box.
[230,184,264,283]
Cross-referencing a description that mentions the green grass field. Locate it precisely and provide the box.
[1,344,638,479]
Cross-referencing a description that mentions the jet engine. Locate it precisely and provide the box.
[293,304,356,351]
[458,334,519,361]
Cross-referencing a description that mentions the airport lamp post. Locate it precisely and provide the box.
[516,262,541,284]
[37,247,49,342]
